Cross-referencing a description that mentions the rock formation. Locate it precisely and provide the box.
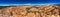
[1,5,60,17]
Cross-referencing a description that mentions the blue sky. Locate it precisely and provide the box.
[0,0,60,6]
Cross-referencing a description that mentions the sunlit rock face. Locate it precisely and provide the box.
[1,5,60,17]
[9,7,27,17]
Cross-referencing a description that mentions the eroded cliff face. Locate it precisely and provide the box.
[1,5,60,17]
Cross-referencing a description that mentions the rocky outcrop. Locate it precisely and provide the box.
[1,5,60,17]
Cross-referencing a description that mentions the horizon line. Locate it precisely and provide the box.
[0,3,59,6]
